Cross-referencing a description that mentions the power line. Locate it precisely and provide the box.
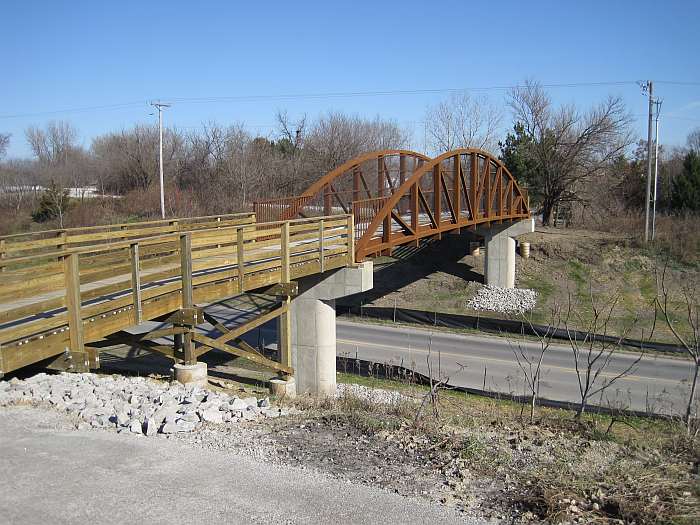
[0,80,646,120]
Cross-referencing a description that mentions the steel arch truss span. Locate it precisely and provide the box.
[354,149,530,260]
[253,150,430,223]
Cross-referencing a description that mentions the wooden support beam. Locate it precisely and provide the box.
[237,227,245,293]
[214,303,288,346]
[179,233,195,365]
[377,157,384,197]
[192,333,293,375]
[130,242,142,324]
[64,252,88,371]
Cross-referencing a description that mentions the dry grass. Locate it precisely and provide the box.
[302,373,700,524]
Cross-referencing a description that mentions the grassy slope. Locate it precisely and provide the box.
[348,227,698,345]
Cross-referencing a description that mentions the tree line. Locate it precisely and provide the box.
[0,81,698,234]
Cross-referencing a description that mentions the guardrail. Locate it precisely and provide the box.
[0,214,354,375]
[0,212,256,270]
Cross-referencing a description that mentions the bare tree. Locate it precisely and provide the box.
[509,308,561,422]
[424,93,502,154]
[655,263,699,432]
[687,127,700,153]
[25,120,79,166]
[504,80,634,225]
[0,133,9,160]
[565,288,645,418]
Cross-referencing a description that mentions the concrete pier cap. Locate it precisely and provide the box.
[289,261,373,397]
[475,218,534,289]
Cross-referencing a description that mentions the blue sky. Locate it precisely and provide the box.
[1,0,699,158]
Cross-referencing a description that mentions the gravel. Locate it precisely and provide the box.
[466,285,538,314]
[336,382,413,405]
[0,372,292,436]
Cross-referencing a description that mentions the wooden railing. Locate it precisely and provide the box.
[0,215,354,375]
[0,212,256,270]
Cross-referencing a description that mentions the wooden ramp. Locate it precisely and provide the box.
[0,213,354,377]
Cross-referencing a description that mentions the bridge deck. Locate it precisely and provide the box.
[0,215,353,375]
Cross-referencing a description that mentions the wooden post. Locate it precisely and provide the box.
[319,219,325,273]
[57,231,67,263]
[347,214,355,265]
[279,221,292,376]
[237,227,245,293]
[130,242,142,324]
[353,168,360,203]
[280,222,290,283]
[64,252,87,371]
[0,238,5,272]
[179,233,195,365]
[377,157,384,197]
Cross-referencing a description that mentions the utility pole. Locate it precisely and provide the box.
[643,81,653,243]
[652,99,663,240]
[151,101,171,219]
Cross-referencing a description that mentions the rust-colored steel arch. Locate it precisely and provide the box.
[354,148,530,260]
[253,149,430,223]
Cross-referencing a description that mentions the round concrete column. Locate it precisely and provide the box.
[484,235,516,288]
[315,298,337,396]
[173,362,208,388]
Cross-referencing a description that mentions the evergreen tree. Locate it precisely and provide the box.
[671,150,700,212]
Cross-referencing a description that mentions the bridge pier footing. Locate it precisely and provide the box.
[288,262,373,396]
[476,219,534,289]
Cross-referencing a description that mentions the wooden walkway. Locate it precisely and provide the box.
[0,213,354,376]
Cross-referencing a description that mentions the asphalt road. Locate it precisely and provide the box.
[0,407,475,525]
[336,320,693,414]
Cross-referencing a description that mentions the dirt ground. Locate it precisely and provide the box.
[344,227,698,344]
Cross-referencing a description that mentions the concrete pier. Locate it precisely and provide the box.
[288,261,373,395]
[476,219,534,288]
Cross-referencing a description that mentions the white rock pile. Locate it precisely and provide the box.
[0,372,290,436]
[336,383,412,405]
[466,285,538,314]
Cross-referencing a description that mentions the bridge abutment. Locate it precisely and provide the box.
[287,262,373,396]
[476,219,534,288]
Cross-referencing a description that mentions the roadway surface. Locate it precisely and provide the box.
[0,407,474,525]
[335,320,692,414]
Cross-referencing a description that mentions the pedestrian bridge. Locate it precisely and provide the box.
[0,148,532,393]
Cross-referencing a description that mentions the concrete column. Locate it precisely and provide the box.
[476,219,534,289]
[289,261,373,395]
